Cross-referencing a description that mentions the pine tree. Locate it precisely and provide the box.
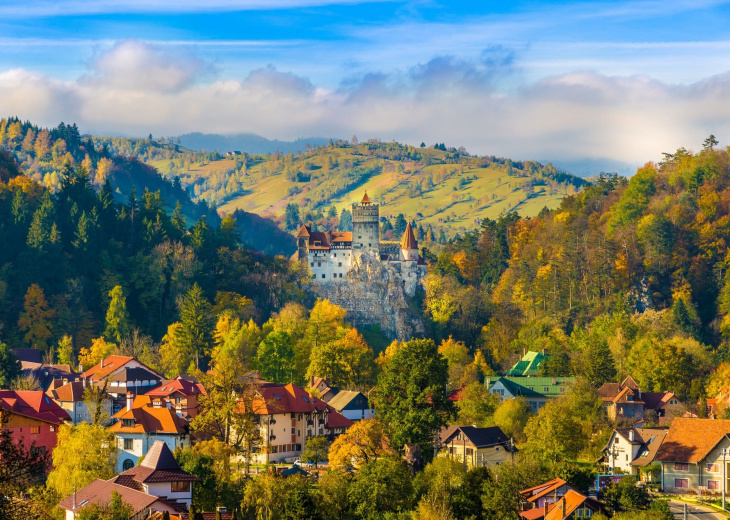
[0,341,21,387]
[11,189,28,226]
[104,285,131,343]
[26,191,55,251]
[179,283,213,370]
[584,336,616,386]
[172,200,186,238]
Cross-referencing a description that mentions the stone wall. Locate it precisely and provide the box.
[311,252,426,341]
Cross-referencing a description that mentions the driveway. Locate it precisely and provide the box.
[668,499,728,519]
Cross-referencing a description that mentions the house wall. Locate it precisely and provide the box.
[609,402,643,421]
[0,413,60,454]
[145,482,193,507]
[340,408,375,421]
[661,438,730,492]
[253,411,328,464]
[115,434,190,472]
[605,433,641,475]
[441,440,511,468]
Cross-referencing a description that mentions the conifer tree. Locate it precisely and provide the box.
[179,283,213,370]
[0,342,21,387]
[104,285,131,343]
[584,336,616,386]
[17,283,55,350]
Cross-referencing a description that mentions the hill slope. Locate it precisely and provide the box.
[176,132,332,155]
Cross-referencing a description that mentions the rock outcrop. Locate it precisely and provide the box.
[311,252,425,341]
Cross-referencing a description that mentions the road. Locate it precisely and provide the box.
[668,499,728,519]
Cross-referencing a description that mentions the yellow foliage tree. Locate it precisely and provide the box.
[328,419,391,469]
[17,283,55,350]
[78,337,115,370]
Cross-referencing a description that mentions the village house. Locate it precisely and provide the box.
[58,479,185,520]
[109,393,190,472]
[486,376,575,414]
[439,425,515,468]
[110,440,198,510]
[143,376,207,419]
[249,382,353,464]
[519,478,578,517]
[655,417,730,493]
[13,347,78,392]
[46,379,113,425]
[597,375,685,424]
[80,356,164,414]
[599,427,667,480]
[0,390,70,455]
[325,390,375,421]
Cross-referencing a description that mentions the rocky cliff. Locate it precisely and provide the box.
[311,252,426,341]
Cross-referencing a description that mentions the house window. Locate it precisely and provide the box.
[171,481,191,493]
[339,273,343,278]
[321,274,325,279]
[317,262,321,267]
[30,426,40,434]
[50,425,55,432]
[575,509,593,518]
[123,459,134,471]
[31,446,46,456]
[674,463,689,471]
[291,428,295,434]
[543,387,549,392]
[338,262,342,267]
[707,463,719,472]
[124,439,134,450]
[675,478,689,489]
[122,419,135,428]
[708,480,720,490]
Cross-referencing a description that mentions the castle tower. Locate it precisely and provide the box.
[296,224,311,261]
[400,222,419,261]
[352,192,380,256]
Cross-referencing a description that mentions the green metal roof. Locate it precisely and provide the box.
[489,376,575,399]
[505,351,548,376]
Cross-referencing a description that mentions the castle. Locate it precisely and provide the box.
[296,193,427,296]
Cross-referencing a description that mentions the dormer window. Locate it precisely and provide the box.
[122,419,135,428]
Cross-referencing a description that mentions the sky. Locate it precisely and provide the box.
[3,0,730,173]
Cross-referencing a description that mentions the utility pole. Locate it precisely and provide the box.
[724,448,727,512]
[684,502,688,520]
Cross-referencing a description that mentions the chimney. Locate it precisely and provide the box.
[543,501,548,517]
[82,378,87,389]
[542,348,547,356]
[126,392,133,412]
[629,429,635,442]
[73,487,77,510]
[78,364,84,374]
[100,358,104,369]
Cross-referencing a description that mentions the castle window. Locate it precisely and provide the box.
[322,274,325,278]
[339,273,343,278]
[310,262,314,267]
[317,262,321,267]
[338,262,342,267]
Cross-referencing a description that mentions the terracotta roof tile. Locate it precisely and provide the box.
[110,396,188,434]
[400,222,418,250]
[144,379,206,398]
[58,479,160,514]
[655,417,730,463]
[520,478,570,503]
[80,356,135,380]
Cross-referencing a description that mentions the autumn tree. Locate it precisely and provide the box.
[178,283,213,370]
[78,337,115,369]
[17,283,56,351]
[328,418,391,469]
[306,328,375,389]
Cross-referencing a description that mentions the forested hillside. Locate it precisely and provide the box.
[427,138,730,406]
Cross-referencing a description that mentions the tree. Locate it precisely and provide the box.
[104,285,131,343]
[493,397,531,443]
[583,335,616,387]
[77,490,133,520]
[372,339,454,457]
[178,283,213,370]
[599,476,651,515]
[285,203,300,231]
[57,334,75,366]
[455,381,499,427]
[348,457,414,519]
[0,410,50,520]
[703,134,719,151]
[301,435,329,468]
[78,337,115,370]
[159,322,193,377]
[0,342,21,388]
[307,328,375,389]
[257,330,296,383]
[319,470,353,520]
[522,398,584,464]
[47,423,117,499]
[17,283,56,351]
[83,380,110,425]
[328,418,391,469]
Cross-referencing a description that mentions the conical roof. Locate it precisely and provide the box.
[141,440,181,471]
[400,222,418,250]
[361,192,371,204]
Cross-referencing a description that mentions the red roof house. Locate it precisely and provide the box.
[0,390,70,455]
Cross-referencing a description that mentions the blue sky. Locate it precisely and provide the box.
[3,0,730,171]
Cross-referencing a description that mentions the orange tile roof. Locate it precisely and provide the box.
[247,383,353,429]
[296,225,311,238]
[545,490,592,520]
[47,381,87,402]
[110,396,187,434]
[520,478,570,503]
[400,222,418,250]
[361,192,371,204]
[655,417,730,463]
[144,379,206,398]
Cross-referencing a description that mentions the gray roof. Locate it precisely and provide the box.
[327,390,368,411]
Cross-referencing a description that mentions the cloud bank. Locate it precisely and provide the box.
[1,40,728,166]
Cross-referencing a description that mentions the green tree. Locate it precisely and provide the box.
[307,328,375,389]
[583,335,616,387]
[492,397,531,443]
[373,339,454,456]
[455,381,499,427]
[257,330,296,383]
[57,334,75,366]
[179,283,213,370]
[599,476,651,515]
[77,490,133,520]
[301,435,329,467]
[285,203,301,231]
[104,285,131,343]
[348,457,414,519]
[0,342,21,388]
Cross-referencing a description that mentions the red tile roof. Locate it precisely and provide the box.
[113,441,199,486]
[520,478,571,503]
[249,383,353,429]
[47,381,90,402]
[80,356,135,380]
[0,390,70,425]
[144,379,206,398]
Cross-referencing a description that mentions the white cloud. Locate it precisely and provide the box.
[1,40,728,167]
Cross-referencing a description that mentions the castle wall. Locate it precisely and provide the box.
[352,202,379,255]
[308,247,352,280]
[312,252,426,341]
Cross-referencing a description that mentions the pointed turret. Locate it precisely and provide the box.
[361,191,371,204]
[400,222,419,261]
